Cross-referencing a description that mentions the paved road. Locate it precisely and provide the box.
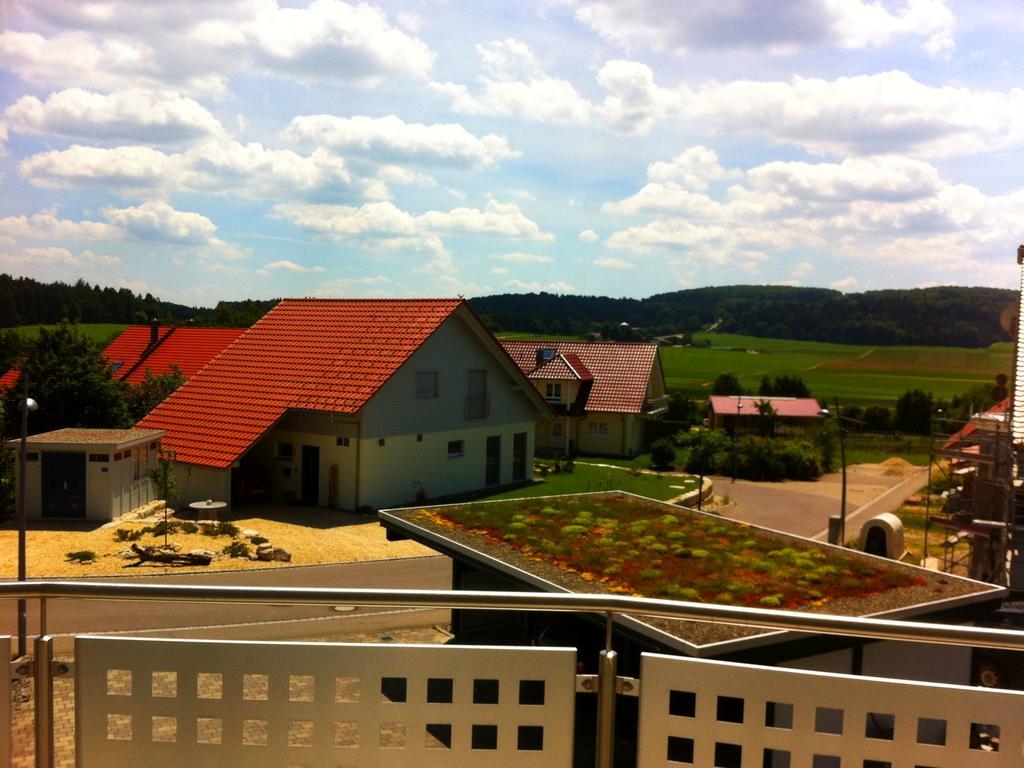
[712,467,929,542]
[1,555,452,653]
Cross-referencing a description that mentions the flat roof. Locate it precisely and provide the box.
[381,492,1004,657]
[9,428,164,448]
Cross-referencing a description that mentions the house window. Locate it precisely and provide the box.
[588,422,609,437]
[545,382,562,402]
[448,440,464,458]
[466,369,489,419]
[336,436,350,447]
[277,442,294,460]
[552,422,564,438]
[26,452,39,462]
[416,371,439,399]
[378,438,386,447]
[512,432,527,481]
[88,453,110,463]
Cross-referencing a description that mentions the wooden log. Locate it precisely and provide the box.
[130,543,213,566]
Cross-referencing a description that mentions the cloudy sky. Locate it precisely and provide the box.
[1,1,1022,306]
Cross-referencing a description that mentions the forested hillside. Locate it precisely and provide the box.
[471,285,1015,347]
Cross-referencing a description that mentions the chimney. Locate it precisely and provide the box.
[149,317,159,346]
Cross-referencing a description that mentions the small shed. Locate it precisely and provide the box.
[8,428,164,521]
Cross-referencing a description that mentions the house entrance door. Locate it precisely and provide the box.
[301,445,320,505]
[42,452,86,518]
[485,435,501,486]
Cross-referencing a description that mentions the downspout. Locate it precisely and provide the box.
[354,422,362,511]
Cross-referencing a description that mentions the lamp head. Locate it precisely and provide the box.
[19,398,38,413]
[818,408,831,418]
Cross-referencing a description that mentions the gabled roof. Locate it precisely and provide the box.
[502,340,660,414]
[138,298,508,468]
[943,397,1011,450]
[105,326,245,384]
[709,395,823,418]
[527,352,592,382]
[0,369,18,392]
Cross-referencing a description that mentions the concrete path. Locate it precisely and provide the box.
[712,465,929,542]
[1,555,452,653]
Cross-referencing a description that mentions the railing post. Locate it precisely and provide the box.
[34,634,54,768]
[596,610,617,768]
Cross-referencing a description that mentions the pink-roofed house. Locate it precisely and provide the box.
[708,395,825,432]
[501,340,669,457]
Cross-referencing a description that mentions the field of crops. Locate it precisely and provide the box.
[661,332,1012,408]
[10,323,126,345]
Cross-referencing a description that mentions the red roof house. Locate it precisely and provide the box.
[501,340,668,456]
[708,395,824,431]
[138,299,551,510]
[104,323,245,384]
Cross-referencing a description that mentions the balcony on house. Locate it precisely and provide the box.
[641,394,670,415]
[4,581,1024,768]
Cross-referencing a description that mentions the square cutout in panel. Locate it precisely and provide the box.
[916,717,946,746]
[426,723,452,749]
[288,720,314,747]
[242,719,268,746]
[865,712,895,740]
[427,678,453,704]
[106,713,132,741]
[716,695,744,724]
[243,673,269,701]
[335,676,360,703]
[196,717,223,744]
[473,678,499,704]
[811,756,840,768]
[714,742,742,768]
[669,690,696,718]
[970,723,1001,752]
[334,721,359,748]
[519,679,545,705]
[762,749,791,768]
[517,725,543,751]
[863,761,891,768]
[289,675,315,702]
[765,701,793,729]
[472,724,498,750]
[381,677,407,703]
[151,671,177,698]
[667,736,694,764]
[197,672,222,700]
[815,707,844,735]
[106,669,132,696]
[151,715,177,743]
[379,721,406,748]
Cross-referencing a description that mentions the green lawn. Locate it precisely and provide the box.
[475,462,699,502]
[10,323,127,345]
[661,332,1010,408]
[494,332,584,341]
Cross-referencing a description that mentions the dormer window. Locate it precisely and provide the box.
[545,382,562,402]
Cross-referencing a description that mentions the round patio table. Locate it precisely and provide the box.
[189,499,227,522]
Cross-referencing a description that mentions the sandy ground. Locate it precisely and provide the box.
[0,504,432,578]
[755,458,920,505]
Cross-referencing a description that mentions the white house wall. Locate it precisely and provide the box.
[174,462,231,507]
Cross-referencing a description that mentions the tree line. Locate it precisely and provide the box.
[471,284,1015,347]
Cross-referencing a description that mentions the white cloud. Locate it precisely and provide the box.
[830,276,858,290]
[258,259,326,275]
[596,60,678,135]
[0,245,120,268]
[504,278,575,293]
[19,139,356,199]
[431,39,592,124]
[567,0,954,56]
[747,156,944,201]
[5,88,223,144]
[491,252,554,263]
[678,71,1024,158]
[792,261,814,278]
[489,266,509,275]
[579,229,599,243]
[282,114,517,167]
[594,257,633,269]
[101,201,219,245]
[307,274,392,298]
[647,146,736,190]
[192,0,434,85]
[0,210,119,241]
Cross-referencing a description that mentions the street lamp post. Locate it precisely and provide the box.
[820,399,848,546]
[732,397,744,482]
[17,374,38,659]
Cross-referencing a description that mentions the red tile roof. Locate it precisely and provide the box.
[105,326,245,383]
[138,299,465,468]
[709,395,824,418]
[528,352,593,382]
[0,368,18,392]
[502,340,660,414]
[943,397,1010,450]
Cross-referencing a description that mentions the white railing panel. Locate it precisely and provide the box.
[76,636,575,768]
[1,636,10,768]
[637,651,1024,768]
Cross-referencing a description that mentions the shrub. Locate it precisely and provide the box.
[204,521,239,537]
[650,438,676,469]
[66,550,97,563]
[114,528,144,542]
[559,524,587,537]
[250,535,268,544]
[223,540,251,558]
[760,595,783,607]
[640,568,662,579]
[181,522,199,534]
[150,520,178,538]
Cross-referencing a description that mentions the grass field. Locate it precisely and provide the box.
[10,323,127,345]
[661,332,1011,408]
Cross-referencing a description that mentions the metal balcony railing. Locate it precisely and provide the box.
[4,581,1024,768]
